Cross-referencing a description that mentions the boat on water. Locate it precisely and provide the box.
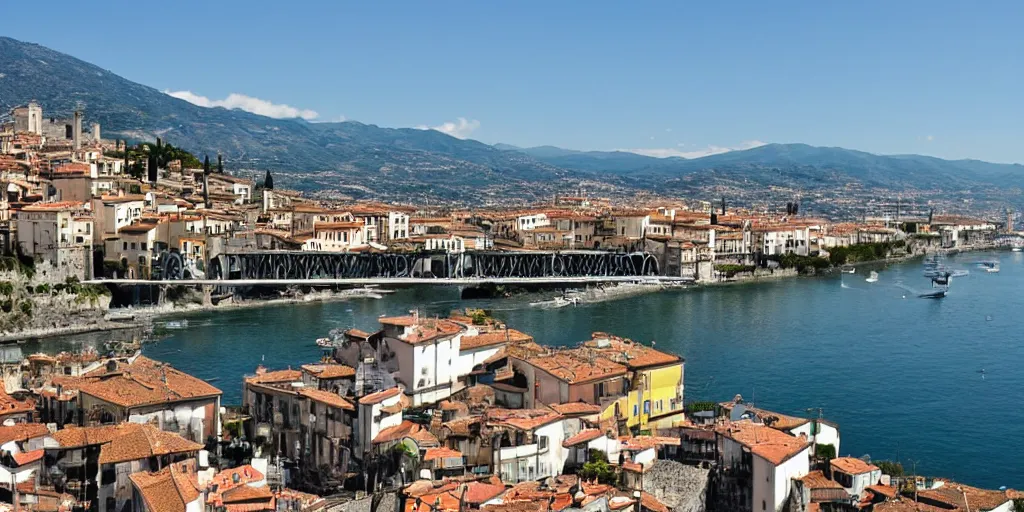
[840,265,856,274]
[919,289,947,299]
[865,271,879,283]
[976,261,1000,273]
[163,320,189,330]
[315,337,335,347]
[529,296,578,309]
[1013,247,1023,252]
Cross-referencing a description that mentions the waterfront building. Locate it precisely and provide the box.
[715,420,810,512]
[830,457,882,502]
[718,397,841,457]
[377,315,467,406]
[582,334,685,431]
[510,348,628,412]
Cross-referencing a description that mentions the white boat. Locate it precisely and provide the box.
[986,266,1000,273]
[1013,247,1022,252]
[840,265,856,274]
[865,271,879,283]
[163,320,189,330]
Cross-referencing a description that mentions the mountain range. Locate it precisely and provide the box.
[2,36,1023,210]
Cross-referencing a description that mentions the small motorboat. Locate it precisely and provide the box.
[315,337,334,347]
[986,266,1000,273]
[1013,247,1022,252]
[840,265,856,274]
[865,271,879,283]
[163,320,189,330]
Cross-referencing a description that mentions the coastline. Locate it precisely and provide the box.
[7,244,1006,343]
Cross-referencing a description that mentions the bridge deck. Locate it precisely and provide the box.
[85,276,692,287]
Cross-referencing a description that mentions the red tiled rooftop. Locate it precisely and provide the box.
[831,457,879,475]
[358,387,402,405]
[562,429,604,448]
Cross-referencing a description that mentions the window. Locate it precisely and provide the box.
[141,242,147,251]
[644,400,650,415]
[123,242,128,251]
[538,436,548,451]
[633,404,639,417]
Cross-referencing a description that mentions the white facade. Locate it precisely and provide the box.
[786,421,840,457]
[497,418,572,483]
[423,234,466,253]
[517,213,550,231]
[760,226,811,256]
[388,212,410,240]
[386,324,466,406]
[356,393,403,458]
[232,182,252,204]
[721,435,810,512]
[615,215,650,239]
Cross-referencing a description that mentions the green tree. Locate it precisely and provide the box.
[875,460,904,477]
[579,449,617,484]
[815,443,836,460]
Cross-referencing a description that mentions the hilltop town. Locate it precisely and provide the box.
[0,102,1016,293]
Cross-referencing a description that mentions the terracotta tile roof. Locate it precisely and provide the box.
[441,416,481,437]
[831,457,879,475]
[20,201,88,212]
[359,387,402,405]
[406,490,461,512]
[486,408,563,431]
[300,363,356,380]
[621,436,680,450]
[423,447,462,461]
[638,492,669,512]
[582,334,682,369]
[53,423,202,464]
[717,400,811,431]
[521,351,627,384]
[562,429,604,448]
[917,482,1010,511]
[72,356,221,409]
[798,470,844,490]
[460,329,533,351]
[866,485,898,499]
[0,388,36,417]
[129,462,202,512]
[373,420,438,446]
[0,423,50,445]
[297,388,355,411]
[12,449,44,466]
[717,420,809,465]
[549,402,601,416]
[206,465,266,507]
[244,368,302,385]
[388,318,464,344]
[463,481,506,504]
[221,485,273,504]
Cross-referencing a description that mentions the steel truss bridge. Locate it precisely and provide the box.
[171,250,659,281]
[86,250,674,286]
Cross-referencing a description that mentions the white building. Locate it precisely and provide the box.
[355,387,404,459]
[756,225,811,256]
[516,212,550,231]
[830,457,881,501]
[378,316,467,406]
[489,409,576,483]
[718,421,810,512]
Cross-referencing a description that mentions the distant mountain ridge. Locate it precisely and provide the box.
[2,35,1023,208]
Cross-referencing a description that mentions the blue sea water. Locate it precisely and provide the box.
[131,251,1023,488]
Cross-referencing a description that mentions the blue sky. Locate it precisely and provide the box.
[3,1,1023,162]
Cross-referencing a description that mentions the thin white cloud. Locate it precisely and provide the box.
[926,135,934,142]
[415,117,481,139]
[620,140,767,159]
[164,90,319,120]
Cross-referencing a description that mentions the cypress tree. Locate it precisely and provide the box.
[264,169,274,190]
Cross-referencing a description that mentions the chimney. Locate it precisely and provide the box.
[72,109,82,150]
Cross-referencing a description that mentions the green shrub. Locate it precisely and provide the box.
[0,282,13,296]
[815,443,836,460]
[35,284,50,294]
[875,460,904,477]
[715,264,756,277]
[18,301,31,316]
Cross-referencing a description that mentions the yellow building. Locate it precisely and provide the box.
[586,334,685,432]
